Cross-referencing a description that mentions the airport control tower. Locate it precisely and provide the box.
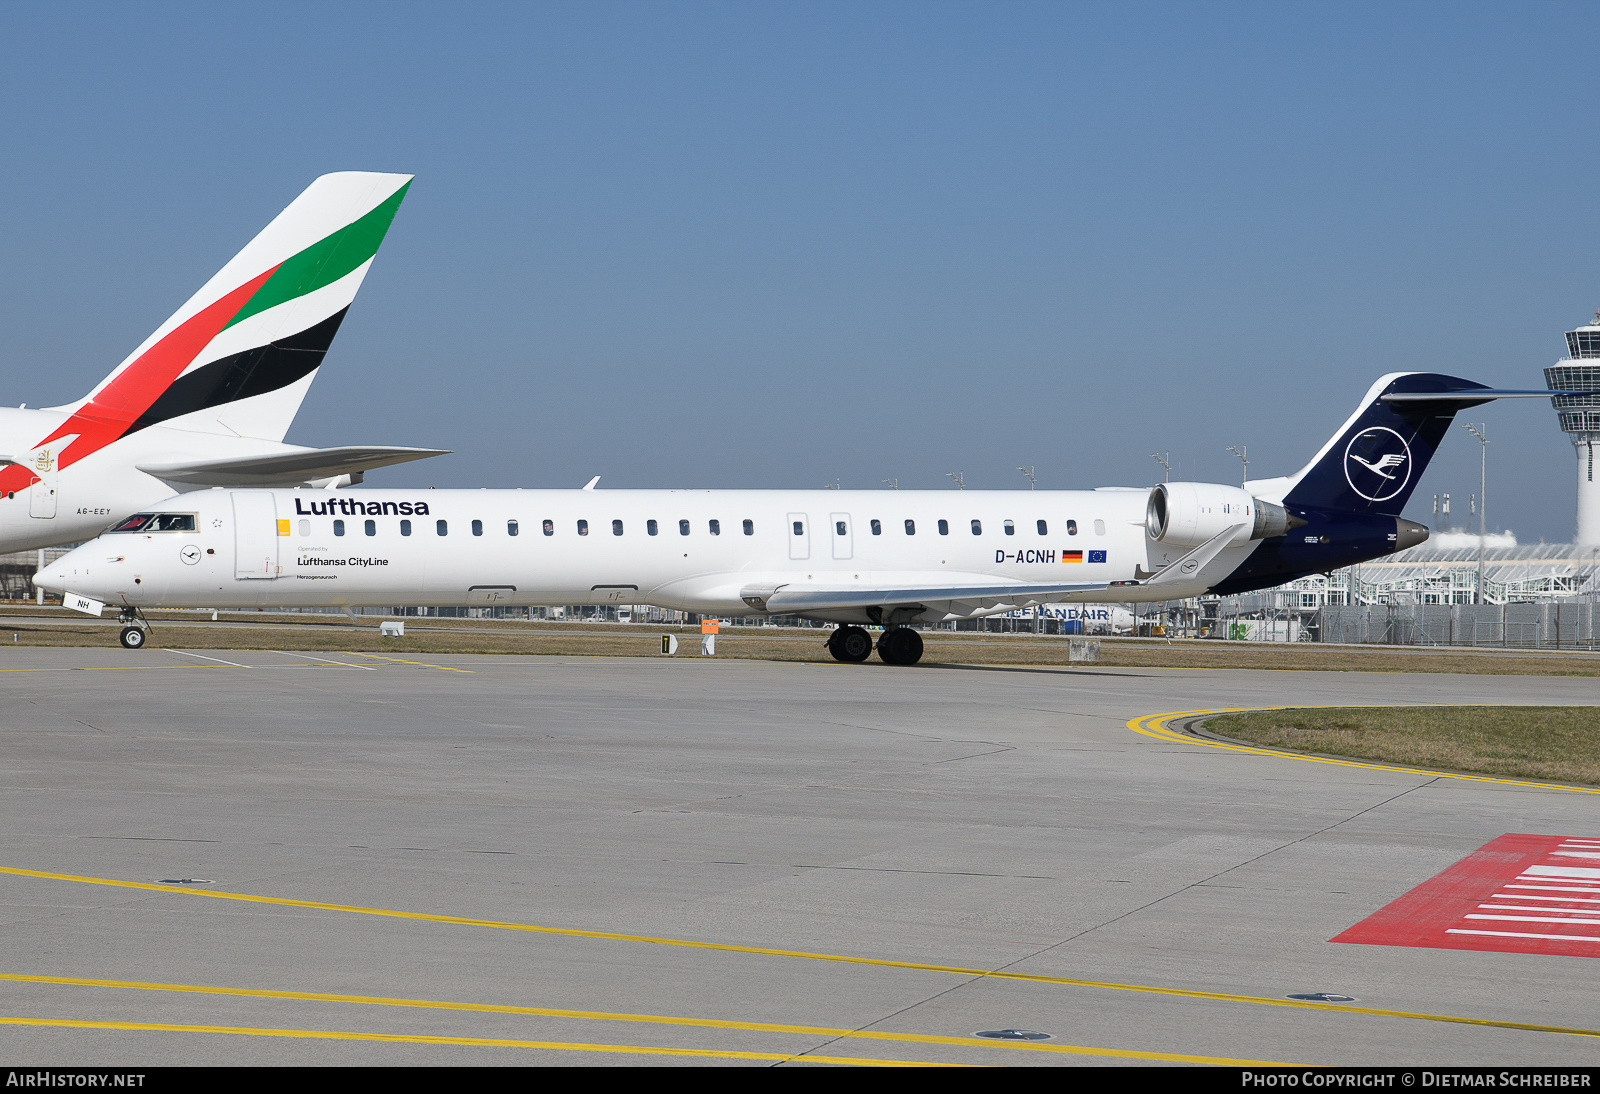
[1545,318,1600,544]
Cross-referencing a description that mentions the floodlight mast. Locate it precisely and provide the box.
[1462,422,1488,604]
[1225,446,1248,488]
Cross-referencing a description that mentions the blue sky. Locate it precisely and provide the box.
[2,2,1595,541]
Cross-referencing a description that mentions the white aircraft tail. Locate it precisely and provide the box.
[38,172,412,467]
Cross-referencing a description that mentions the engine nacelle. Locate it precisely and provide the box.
[1145,483,1295,546]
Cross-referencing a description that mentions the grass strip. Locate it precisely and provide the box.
[1203,706,1600,786]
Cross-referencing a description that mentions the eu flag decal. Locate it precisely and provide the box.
[1088,550,1107,564]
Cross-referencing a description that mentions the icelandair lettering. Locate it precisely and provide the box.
[297,556,390,567]
[993,549,1108,565]
[293,498,430,517]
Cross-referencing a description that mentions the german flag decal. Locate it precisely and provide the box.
[1062,550,1084,562]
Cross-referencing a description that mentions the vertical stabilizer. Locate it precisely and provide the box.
[43,172,412,459]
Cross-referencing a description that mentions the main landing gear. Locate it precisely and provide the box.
[875,626,923,666]
[826,625,874,663]
[826,625,924,666]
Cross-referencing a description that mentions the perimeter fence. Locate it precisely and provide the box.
[1317,597,1600,649]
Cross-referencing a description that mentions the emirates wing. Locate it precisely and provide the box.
[751,580,1119,616]
[137,446,450,486]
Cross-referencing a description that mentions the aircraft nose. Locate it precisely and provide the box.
[34,556,70,594]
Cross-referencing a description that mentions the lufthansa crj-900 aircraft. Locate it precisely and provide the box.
[0,172,445,555]
[37,372,1566,663]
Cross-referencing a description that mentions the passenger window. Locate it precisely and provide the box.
[680,519,691,536]
[870,519,881,535]
[1003,520,1015,536]
[709,519,720,536]
[334,520,345,537]
[401,520,411,536]
[793,521,804,536]
[938,519,948,535]
[298,520,310,536]
[1094,519,1106,535]
[647,519,658,536]
[905,519,915,535]
[437,520,448,536]
[613,519,624,536]
[835,520,846,535]
[543,519,554,536]
[508,520,519,537]
[1067,519,1078,535]
[577,520,589,536]
[365,519,376,536]
[971,519,982,535]
[472,520,483,536]
[742,519,753,535]
[1037,520,1047,535]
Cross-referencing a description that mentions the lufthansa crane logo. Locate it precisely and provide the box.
[1343,426,1412,502]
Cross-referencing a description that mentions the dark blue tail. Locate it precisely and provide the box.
[1280,372,1491,517]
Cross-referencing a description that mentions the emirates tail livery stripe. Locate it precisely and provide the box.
[0,174,410,496]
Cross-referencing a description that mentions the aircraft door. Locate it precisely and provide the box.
[26,446,59,519]
[830,512,852,560]
[232,492,281,579]
[787,513,809,560]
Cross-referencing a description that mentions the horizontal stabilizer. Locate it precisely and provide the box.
[137,446,449,486]
[1381,388,1600,403]
[757,580,1114,614]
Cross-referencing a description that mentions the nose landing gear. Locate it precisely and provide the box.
[116,607,150,650]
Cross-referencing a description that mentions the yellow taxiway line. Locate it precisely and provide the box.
[2,865,1595,1042]
[0,973,1289,1066]
[0,1016,955,1065]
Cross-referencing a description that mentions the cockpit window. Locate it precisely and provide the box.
[109,513,195,532]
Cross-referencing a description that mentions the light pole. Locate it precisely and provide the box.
[1462,423,1488,604]
[1017,466,1036,490]
[1226,446,1248,488]
[947,471,965,490]
[1150,452,1172,482]
[882,479,898,490]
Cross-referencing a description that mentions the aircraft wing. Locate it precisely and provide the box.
[137,446,449,486]
[748,580,1121,615]
[743,523,1248,616]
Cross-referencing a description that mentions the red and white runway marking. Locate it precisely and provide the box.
[1332,833,1600,958]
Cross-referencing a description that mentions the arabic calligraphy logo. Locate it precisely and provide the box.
[32,450,54,475]
[1343,427,1411,502]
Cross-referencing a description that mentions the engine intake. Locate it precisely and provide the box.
[1146,483,1301,546]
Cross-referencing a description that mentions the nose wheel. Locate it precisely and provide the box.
[826,625,874,662]
[116,607,151,650]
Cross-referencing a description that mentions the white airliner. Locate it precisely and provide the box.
[36,371,1573,663]
[0,172,445,556]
